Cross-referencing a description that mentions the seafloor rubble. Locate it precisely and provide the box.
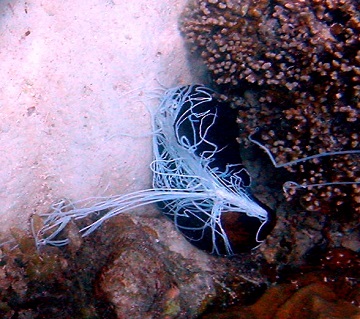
[0,215,272,318]
[0,214,359,318]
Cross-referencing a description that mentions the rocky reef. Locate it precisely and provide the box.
[180,0,360,316]
[1,215,359,318]
[180,0,359,217]
[0,215,272,318]
[0,1,358,318]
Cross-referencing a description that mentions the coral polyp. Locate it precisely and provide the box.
[34,85,275,256]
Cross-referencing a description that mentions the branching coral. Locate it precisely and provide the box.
[180,0,360,216]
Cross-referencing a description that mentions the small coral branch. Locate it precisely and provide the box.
[248,131,360,169]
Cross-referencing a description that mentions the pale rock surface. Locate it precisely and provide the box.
[0,0,194,234]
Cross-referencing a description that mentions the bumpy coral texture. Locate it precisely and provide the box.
[180,0,360,216]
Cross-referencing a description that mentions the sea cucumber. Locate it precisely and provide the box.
[34,85,275,256]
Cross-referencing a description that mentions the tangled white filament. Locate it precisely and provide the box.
[33,85,270,256]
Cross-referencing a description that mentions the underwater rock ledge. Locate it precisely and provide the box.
[0,215,270,319]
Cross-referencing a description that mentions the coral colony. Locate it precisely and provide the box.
[33,85,275,256]
[180,0,360,215]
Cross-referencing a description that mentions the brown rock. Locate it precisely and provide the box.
[201,283,360,319]
[273,283,360,319]
[95,215,266,318]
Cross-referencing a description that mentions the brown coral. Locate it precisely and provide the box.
[180,0,360,217]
